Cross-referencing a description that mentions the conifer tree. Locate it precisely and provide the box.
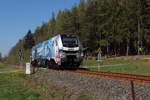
[23,30,35,49]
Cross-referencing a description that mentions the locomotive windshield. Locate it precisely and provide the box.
[61,34,79,47]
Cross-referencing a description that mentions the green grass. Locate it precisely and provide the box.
[0,70,69,100]
[90,64,150,75]
[28,78,67,100]
[0,73,44,100]
[0,66,92,100]
[0,63,18,71]
[84,58,150,75]
[82,59,130,67]
[0,67,17,71]
[0,65,65,100]
[77,93,91,100]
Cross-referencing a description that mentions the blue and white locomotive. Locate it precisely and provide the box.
[31,34,83,68]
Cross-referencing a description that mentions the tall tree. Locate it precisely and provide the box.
[48,13,56,36]
[23,30,35,49]
[77,0,87,45]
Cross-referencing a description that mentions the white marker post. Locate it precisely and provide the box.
[26,62,31,74]
[97,52,101,71]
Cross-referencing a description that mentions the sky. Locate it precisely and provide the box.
[0,0,80,57]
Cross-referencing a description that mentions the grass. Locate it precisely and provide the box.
[0,66,91,100]
[0,63,18,71]
[90,64,150,75]
[83,57,150,75]
[77,93,91,100]
[0,64,65,100]
[82,59,130,67]
[0,73,44,100]
[0,65,69,100]
[26,77,67,100]
[0,71,69,100]
[0,67,18,71]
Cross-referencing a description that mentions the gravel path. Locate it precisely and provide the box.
[32,69,150,100]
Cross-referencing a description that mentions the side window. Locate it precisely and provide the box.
[55,40,58,46]
[52,41,54,46]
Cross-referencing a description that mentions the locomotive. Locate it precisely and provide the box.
[31,34,83,69]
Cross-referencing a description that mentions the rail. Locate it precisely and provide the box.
[63,70,150,84]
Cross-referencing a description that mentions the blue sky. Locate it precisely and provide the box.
[0,0,80,56]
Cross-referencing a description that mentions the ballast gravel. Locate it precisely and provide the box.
[32,69,150,100]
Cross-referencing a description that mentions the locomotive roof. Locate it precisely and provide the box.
[32,33,78,50]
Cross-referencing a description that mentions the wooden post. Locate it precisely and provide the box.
[131,81,136,100]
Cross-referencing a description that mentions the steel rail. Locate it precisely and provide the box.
[63,70,150,84]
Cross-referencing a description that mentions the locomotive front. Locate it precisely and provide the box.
[57,34,83,67]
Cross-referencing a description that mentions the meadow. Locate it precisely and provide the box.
[0,64,90,100]
[82,56,150,75]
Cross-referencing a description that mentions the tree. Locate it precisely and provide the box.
[77,0,87,45]
[7,0,150,65]
[23,30,35,49]
[48,13,56,35]
[83,0,100,52]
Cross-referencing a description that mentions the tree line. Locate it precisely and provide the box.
[7,0,150,64]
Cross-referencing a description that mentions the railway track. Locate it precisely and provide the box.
[63,69,150,84]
